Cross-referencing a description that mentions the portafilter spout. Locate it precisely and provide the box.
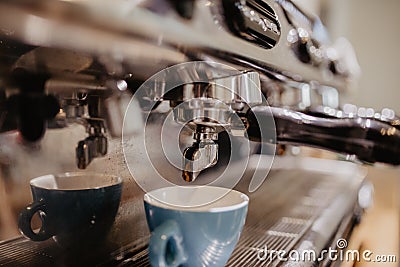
[173,71,262,181]
[182,125,219,182]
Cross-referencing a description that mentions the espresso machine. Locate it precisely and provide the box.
[0,0,398,266]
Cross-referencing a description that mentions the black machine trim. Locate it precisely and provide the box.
[222,0,281,49]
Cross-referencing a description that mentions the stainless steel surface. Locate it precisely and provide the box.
[0,238,56,266]
[0,1,395,265]
[312,104,400,129]
[0,0,398,169]
[182,125,219,182]
[76,119,108,169]
[247,106,400,165]
[0,157,366,266]
[173,98,233,128]
[166,70,262,179]
[0,0,350,89]
[164,71,262,107]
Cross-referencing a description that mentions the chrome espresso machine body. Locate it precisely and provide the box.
[0,0,398,266]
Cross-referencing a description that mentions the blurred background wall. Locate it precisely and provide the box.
[294,0,400,113]
[293,2,400,264]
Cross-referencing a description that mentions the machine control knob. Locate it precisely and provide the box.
[288,28,325,66]
[287,28,311,64]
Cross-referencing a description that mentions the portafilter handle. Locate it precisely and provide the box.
[246,106,400,165]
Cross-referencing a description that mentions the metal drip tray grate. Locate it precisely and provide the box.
[0,168,359,266]
[0,238,56,266]
[226,216,313,266]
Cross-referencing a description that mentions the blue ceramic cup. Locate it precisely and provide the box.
[144,186,249,267]
[18,172,122,249]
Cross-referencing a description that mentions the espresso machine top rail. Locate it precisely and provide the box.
[0,0,350,90]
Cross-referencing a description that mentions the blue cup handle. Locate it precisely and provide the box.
[149,220,187,267]
[18,199,52,241]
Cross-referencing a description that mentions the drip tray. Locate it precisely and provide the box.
[0,162,363,266]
